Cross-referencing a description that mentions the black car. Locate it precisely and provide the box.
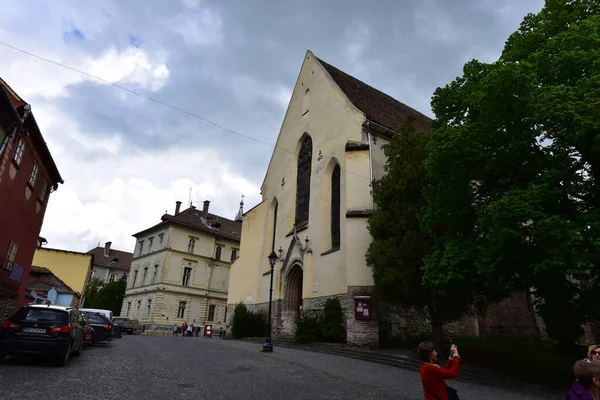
[0,304,85,366]
[80,312,114,344]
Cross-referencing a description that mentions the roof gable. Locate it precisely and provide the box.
[86,247,133,271]
[133,206,241,242]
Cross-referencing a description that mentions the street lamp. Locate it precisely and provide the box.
[263,250,278,352]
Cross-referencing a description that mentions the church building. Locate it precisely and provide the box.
[226,50,433,347]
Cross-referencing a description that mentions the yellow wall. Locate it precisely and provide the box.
[32,248,92,300]
[228,50,377,308]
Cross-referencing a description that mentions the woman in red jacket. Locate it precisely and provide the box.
[418,341,461,400]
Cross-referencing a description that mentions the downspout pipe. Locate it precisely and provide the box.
[366,121,374,210]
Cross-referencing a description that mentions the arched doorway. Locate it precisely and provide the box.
[285,265,303,320]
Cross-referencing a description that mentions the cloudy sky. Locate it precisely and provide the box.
[0,0,543,254]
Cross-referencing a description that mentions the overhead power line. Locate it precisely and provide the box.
[0,40,373,182]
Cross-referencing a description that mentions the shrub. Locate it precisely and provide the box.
[294,312,322,344]
[294,298,347,344]
[321,298,346,343]
[231,302,266,339]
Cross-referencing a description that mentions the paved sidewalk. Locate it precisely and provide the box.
[236,337,564,398]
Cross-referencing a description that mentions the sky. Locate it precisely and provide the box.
[0,0,544,254]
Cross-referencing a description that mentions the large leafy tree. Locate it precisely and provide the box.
[366,118,471,345]
[83,277,127,316]
[423,0,600,346]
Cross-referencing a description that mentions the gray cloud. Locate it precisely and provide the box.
[0,0,544,251]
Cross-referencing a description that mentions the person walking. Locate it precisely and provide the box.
[564,360,600,399]
[172,324,178,336]
[418,341,460,400]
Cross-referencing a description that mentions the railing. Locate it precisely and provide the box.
[0,256,20,292]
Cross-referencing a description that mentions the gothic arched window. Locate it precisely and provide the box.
[295,136,312,226]
[331,164,341,249]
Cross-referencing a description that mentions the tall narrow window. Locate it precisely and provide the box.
[29,162,39,186]
[147,299,152,317]
[224,306,228,323]
[109,274,116,283]
[215,246,222,260]
[152,265,158,283]
[132,270,138,287]
[208,305,215,321]
[142,267,148,284]
[182,267,192,286]
[13,138,25,166]
[148,237,153,252]
[138,241,144,256]
[272,201,278,251]
[4,241,18,270]
[188,238,195,253]
[159,234,164,247]
[177,302,186,319]
[295,136,312,226]
[39,180,49,202]
[331,164,341,249]
[230,250,238,262]
[126,302,131,317]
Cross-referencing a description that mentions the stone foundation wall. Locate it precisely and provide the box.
[0,293,18,321]
[227,288,540,348]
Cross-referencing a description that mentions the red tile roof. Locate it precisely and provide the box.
[316,57,432,133]
[28,265,78,295]
[134,205,241,242]
[86,246,133,271]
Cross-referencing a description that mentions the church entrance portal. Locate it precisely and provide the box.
[281,264,303,335]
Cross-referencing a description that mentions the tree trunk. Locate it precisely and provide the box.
[431,321,445,360]
[476,303,490,339]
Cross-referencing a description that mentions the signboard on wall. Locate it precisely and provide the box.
[353,296,372,320]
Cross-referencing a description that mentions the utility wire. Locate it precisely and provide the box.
[0,40,373,182]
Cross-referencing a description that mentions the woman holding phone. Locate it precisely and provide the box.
[418,341,461,400]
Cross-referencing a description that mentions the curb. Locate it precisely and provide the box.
[234,337,563,398]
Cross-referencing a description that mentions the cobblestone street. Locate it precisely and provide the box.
[1,336,556,399]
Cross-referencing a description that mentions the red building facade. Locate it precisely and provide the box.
[0,78,63,319]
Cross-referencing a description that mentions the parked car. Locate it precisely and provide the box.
[0,304,85,367]
[81,314,93,346]
[79,308,113,321]
[80,311,114,344]
[112,317,140,335]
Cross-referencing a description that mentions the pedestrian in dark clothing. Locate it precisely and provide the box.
[564,360,600,400]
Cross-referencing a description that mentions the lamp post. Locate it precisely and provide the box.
[263,251,278,352]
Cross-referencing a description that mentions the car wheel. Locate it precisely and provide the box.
[73,337,84,356]
[54,342,71,367]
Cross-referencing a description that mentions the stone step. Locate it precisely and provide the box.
[236,337,562,397]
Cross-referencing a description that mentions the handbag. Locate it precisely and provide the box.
[423,381,460,400]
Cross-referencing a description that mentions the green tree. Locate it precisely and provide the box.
[366,118,471,346]
[423,0,600,346]
[83,277,126,316]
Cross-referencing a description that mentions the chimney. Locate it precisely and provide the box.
[104,241,112,258]
[202,200,210,219]
[175,201,182,216]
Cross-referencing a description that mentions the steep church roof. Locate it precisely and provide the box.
[315,57,432,133]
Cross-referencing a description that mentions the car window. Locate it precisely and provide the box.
[12,307,68,325]
[114,318,127,324]
[83,313,109,325]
